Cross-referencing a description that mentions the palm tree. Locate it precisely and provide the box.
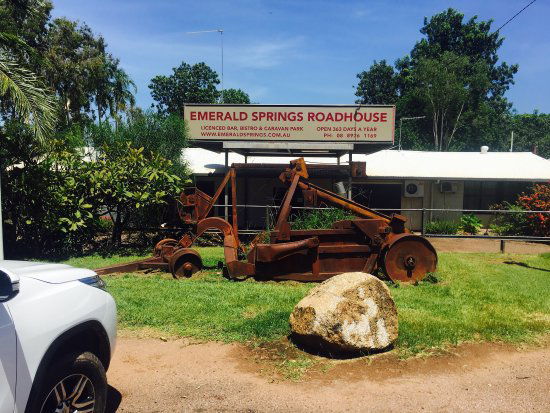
[109,67,136,128]
[0,32,57,142]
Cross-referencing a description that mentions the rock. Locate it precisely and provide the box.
[289,272,398,353]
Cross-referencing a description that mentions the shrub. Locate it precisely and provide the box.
[460,214,482,234]
[290,208,356,230]
[517,183,550,237]
[490,202,528,236]
[424,220,460,235]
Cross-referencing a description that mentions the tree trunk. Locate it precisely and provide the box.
[111,209,123,246]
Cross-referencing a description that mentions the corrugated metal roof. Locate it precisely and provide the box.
[359,150,550,181]
[183,147,339,175]
[184,148,550,181]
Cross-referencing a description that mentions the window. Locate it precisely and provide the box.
[463,181,531,209]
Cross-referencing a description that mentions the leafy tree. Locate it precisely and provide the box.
[0,1,57,141]
[84,109,188,169]
[0,50,57,141]
[355,8,519,151]
[0,1,136,131]
[43,18,110,125]
[91,143,183,244]
[403,8,517,103]
[409,52,489,150]
[221,88,250,104]
[355,60,398,105]
[508,113,550,158]
[1,135,98,256]
[149,61,220,115]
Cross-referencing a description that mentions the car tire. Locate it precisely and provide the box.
[26,351,107,413]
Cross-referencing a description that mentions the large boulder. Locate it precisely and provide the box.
[290,272,398,353]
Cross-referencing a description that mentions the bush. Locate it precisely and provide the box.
[490,202,528,236]
[460,214,482,234]
[290,208,356,230]
[517,183,550,237]
[424,220,460,234]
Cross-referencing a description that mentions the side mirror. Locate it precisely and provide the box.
[0,269,20,302]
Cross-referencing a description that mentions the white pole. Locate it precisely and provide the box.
[510,130,514,152]
[220,30,224,103]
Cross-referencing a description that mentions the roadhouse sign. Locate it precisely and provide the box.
[184,104,395,143]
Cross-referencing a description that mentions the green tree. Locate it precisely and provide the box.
[221,88,250,104]
[402,8,517,103]
[1,135,98,256]
[0,0,57,141]
[43,18,110,125]
[410,52,490,150]
[91,143,182,245]
[149,61,220,115]
[84,110,188,168]
[0,1,135,130]
[0,51,57,141]
[355,60,398,105]
[355,8,519,151]
[507,113,550,159]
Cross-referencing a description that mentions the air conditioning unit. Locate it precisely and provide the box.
[404,181,424,197]
[439,181,457,193]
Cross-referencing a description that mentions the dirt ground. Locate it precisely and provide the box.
[426,237,550,254]
[106,337,550,412]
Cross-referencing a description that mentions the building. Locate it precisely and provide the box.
[184,147,550,231]
[181,104,549,232]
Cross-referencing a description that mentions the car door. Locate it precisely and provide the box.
[0,302,16,412]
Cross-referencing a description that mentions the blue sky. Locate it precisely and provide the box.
[51,0,549,113]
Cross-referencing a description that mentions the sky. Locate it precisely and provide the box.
[51,0,549,114]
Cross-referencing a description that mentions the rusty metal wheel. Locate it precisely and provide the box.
[153,238,179,257]
[383,234,437,283]
[168,248,202,279]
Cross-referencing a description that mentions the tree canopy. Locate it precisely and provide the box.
[355,8,527,152]
[221,88,251,104]
[149,61,221,115]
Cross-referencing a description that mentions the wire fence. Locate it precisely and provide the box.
[184,204,550,243]
[124,203,549,245]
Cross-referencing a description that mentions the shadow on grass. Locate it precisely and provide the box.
[503,261,550,272]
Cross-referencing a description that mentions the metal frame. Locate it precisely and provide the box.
[96,159,438,283]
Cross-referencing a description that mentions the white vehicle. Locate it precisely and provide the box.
[0,261,116,413]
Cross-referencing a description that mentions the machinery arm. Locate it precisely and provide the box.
[279,158,404,225]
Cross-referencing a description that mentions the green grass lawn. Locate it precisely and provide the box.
[62,249,550,357]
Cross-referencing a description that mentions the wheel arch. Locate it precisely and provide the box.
[33,320,111,382]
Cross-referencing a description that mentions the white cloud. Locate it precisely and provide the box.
[228,37,305,69]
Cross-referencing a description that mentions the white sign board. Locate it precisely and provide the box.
[184,104,395,143]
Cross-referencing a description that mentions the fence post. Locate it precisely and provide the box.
[500,240,506,254]
[421,208,426,236]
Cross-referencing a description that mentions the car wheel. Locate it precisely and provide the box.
[27,351,107,413]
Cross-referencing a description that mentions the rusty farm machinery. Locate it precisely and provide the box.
[96,159,437,283]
